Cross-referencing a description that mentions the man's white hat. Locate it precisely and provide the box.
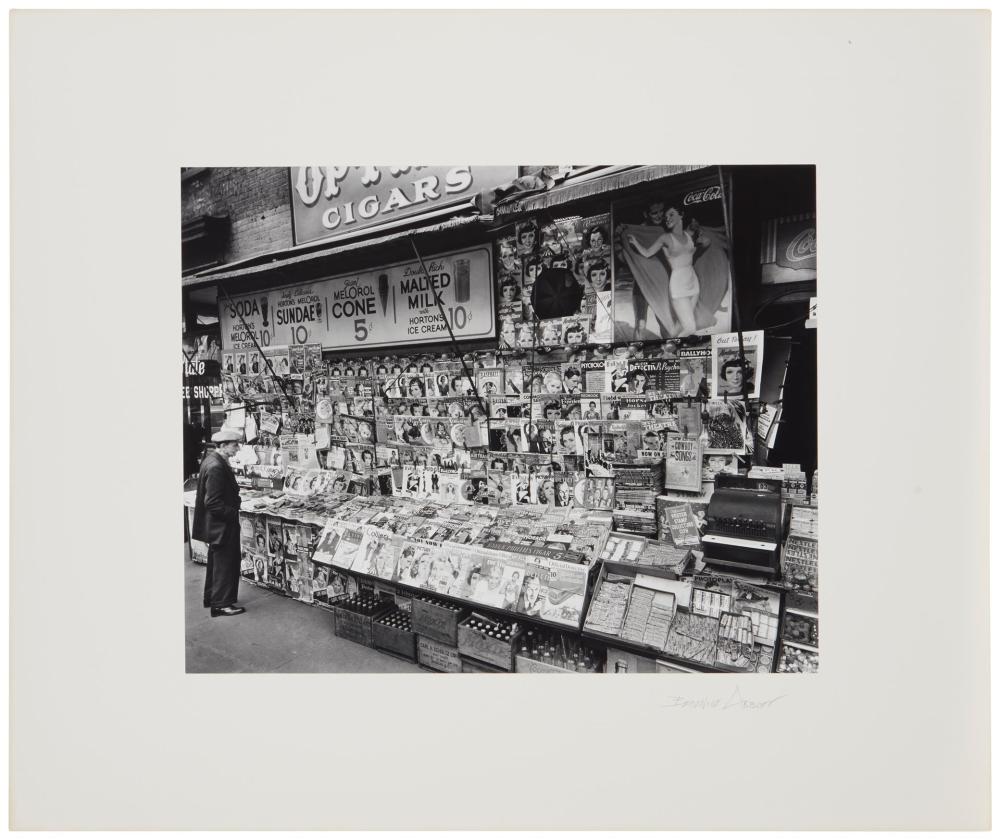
[211,427,243,443]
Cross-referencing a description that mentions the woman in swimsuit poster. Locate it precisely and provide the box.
[614,185,732,342]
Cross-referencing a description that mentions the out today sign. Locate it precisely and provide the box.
[219,246,495,353]
[289,166,516,245]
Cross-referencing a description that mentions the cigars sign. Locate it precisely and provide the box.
[289,166,517,245]
[219,246,495,353]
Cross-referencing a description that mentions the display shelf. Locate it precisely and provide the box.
[336,564,601,635]
[581,561,783,674]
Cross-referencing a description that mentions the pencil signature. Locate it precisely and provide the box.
[662,686,787,712]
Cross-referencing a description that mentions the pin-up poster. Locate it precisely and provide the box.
[219,246,495,353]
[612,178,732,343]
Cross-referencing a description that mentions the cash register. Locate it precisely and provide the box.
[702,474,783,577]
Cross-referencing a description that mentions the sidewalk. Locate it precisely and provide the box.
[185,560,423,673]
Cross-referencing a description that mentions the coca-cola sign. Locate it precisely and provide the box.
[683,185,722,206]
[785,227,817,263]
[761,213,817,284]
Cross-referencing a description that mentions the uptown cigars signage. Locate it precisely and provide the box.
[289,166,517,245]
[219,246,496,352]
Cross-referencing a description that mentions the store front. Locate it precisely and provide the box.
[182,164,818,675]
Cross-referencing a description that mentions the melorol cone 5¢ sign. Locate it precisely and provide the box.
[219,246,495,353]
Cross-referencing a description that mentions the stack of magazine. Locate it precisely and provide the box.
[610,462,664,536]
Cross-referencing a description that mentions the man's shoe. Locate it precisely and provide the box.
[211,606,246,617]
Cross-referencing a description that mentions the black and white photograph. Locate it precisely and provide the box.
[10,8,991,834]
[179,163,819,676]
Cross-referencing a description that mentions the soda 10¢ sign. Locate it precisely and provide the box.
[219,246,495,352]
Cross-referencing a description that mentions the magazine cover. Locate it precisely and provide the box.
[561,315,590,348]
[522,419,556,454]
[498,306,518,350]
[579,212,612,266]
[703,451,740,481]
[579,360,604,392]
[281,522,302,562]
[354,526,396,578]
[498,270,521,308]
[489,396,526,419]
[574,476,615,510]
[534,318,563,349]
[711,330,764,399]
[475,367,505,398]
[702,399,750,452]
[612,180,733,342]
[603,421,642,461]
[264,515,284,557]
[329,524,365,570]
[627,359,680,394]
[251,516,268,555]
[240,549,256,580]
[531,394,578,421]
[515,219,538,256]
[518,557,588,628]
[289,344,307,377]
[239,513,256,550]
[509,471,537,506]
[285,559,305,597]
[637,422,670,458]
[678,341,712,397]
[398,543,437,589]
[553,421,580,456]
[424,553,464,596]
[579,393,603,420]
[606,357,629,393]
[665,436,703,491]
[470,548,525,610]
[311,520,343,565]
[658,500,706,547]
[266,555,286,590]
[497,229,520,273]
[392,543,420,584]
[617,396,649,421]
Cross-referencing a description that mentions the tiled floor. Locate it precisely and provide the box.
[185,561,423,673]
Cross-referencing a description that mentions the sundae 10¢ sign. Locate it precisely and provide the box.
[218,245,495,353]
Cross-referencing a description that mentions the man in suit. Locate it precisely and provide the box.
[192,427,246,617]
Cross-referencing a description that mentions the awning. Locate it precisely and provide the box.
[183,209,493,288]
[493,165,714,220]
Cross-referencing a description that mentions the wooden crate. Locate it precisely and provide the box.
[412,598,466,646]
[514,654,580,674]
[333,603,390,648]
[457,620,519,671]
[416,636,462,673]
[460,655,506,674]
[605,646,657,674]
[372,615,417,662]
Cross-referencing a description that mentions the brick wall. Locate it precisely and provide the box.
[181,167,293,265]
